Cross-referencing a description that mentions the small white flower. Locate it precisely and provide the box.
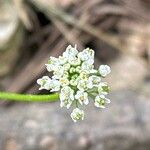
[81,62,97,74]
[70,108,84,122]
[60,86,74,108]
[59,77,70,87]
[60,99,72,109]
[63,45,78,58]
[45,57,60,72]
[94,95,110,108]
[37,76,52,90]
[99,65,111,77]
[58,56,67,65]
[68,56,81,66]
[75,91,89,105]
[87,75,101,89]
[77,80,88,91]
[78,48,94,61]
[79,71,89,80]
[98,82,110,95]
[60,86,74,101]
[81,62,94,72]
[52,66,64,79]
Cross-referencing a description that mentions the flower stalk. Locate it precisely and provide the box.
[0,92,59,102]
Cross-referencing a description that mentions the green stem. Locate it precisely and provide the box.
[0,92,59,102]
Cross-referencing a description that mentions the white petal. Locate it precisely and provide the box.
[105,98,111,104]
[84,99,89,105]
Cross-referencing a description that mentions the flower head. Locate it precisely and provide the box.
[37,45,111,122]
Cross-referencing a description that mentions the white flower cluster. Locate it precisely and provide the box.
[37,45,111,122]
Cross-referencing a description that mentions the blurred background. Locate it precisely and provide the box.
[0,0,150,149]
